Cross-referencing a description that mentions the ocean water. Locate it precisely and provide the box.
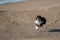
[0,0,27,4]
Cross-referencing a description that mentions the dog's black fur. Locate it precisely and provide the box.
[36,15,46,27]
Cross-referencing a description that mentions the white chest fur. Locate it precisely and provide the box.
[35,20,42,25]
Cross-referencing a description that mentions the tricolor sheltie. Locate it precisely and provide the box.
[35,15,46,31]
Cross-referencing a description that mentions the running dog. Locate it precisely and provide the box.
[35,15,46,31]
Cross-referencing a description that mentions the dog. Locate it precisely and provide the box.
[35,15,46,31]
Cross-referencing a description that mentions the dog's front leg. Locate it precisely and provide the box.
[35,25,39,31]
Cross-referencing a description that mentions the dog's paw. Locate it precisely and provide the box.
[35,25,39,30]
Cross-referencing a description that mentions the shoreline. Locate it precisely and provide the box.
[0,0,27,5]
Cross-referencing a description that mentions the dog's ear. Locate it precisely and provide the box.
[36,16,37,20]
[35,15,38,19]
[35,15,42,20]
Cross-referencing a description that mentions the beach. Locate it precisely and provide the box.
[0,0,60,40]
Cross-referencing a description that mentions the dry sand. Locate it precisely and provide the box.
[0,0,60,40]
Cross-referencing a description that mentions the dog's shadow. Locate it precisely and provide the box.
[48,29,60,32]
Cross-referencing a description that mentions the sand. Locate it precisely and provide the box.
[0,0,60,40]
